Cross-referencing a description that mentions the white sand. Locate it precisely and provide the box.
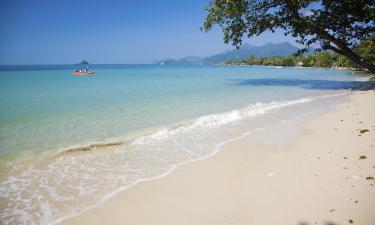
[61,91,375,225]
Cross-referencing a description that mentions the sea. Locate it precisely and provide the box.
[0,64,368,224]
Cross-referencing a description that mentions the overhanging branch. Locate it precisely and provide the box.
[323,44,345,55]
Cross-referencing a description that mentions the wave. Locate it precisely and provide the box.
[59,141,124,154]
[48,92,349,157]
[54,97,316,154]
[131,97,314,145]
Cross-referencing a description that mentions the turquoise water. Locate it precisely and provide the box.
[0,65,367,224]
[0,65,363,161]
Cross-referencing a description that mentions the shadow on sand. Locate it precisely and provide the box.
[230,78,375,91]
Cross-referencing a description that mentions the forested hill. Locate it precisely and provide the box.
[156,42,300,65]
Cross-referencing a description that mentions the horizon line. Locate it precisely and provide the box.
[0,41,301,66]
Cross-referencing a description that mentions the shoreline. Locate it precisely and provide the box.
[217,63,373,74]
[60,90,375,225]
[52,127,265,225]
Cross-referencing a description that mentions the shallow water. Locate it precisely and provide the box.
[0,64,366,224]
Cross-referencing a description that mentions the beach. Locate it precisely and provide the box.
[0,65,373,225]
[1,0,374,224]
[59,90,375,225]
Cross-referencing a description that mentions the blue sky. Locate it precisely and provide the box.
[0,0,297,65]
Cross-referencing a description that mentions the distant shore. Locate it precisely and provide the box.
[217,62,370,73]
[60,90,375,225]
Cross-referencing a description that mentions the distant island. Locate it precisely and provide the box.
[156,42,303,65]
[222,35,375,72]
[157,38,374,73]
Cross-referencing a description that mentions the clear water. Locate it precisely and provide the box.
[0,65,367,224]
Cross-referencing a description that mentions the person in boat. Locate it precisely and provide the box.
[73,60,94,74]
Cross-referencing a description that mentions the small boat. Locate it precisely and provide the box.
[72,71,95,75]
[72,60,95,75]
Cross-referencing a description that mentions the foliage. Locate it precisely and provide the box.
[203,0,375,72]
[354,35,375,63]
[223,36,375,69]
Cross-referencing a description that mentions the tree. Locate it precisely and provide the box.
[203,0,375,73]
[355,35,375,64]
[315,52,334,67]
[301,54,315,67]
[281,55,295,66]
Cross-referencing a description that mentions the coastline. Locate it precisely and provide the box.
[217,63,373,74]
[60,90,375,225]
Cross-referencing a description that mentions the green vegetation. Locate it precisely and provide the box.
[203,0,375,73]
[223,35,375,71]
[223,52,342,68]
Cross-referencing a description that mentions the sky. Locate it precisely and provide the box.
[0,0,298,65]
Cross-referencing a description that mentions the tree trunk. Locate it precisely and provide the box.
[329,39,375,73]
[317,30,375,74]
[287,7,375,74]
[342,51,375,73]
[327,44,375,73]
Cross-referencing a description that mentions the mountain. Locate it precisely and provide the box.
[158,56,205,65]
[156,42,301,65]
[203,42,299,64]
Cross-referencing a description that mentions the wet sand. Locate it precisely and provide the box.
[60,90,375,225]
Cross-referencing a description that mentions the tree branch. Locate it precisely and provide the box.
[323,44,346,56]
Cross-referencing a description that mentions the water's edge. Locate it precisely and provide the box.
[51,91,352,225]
